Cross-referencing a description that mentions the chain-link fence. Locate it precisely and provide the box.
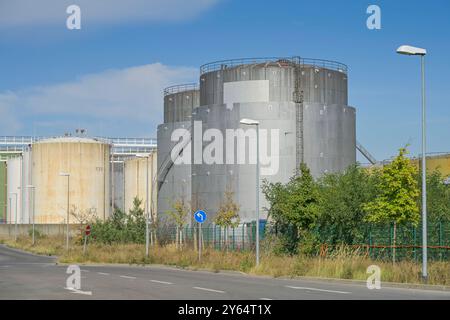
[154,221,450,261]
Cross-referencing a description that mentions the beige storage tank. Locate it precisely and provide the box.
[124,152,157,215]
[32,137,111,224]
[412,153,450,177]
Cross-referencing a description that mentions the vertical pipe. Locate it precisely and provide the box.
[146,156,149,257]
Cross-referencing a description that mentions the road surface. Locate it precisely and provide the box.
[1,245,449,300]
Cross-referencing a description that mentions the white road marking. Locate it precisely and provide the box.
[260,298,273,300]
[97,272,110,276]
[150,280,173,285]
[193,287,225,294]
[64,287,92,296]
[81,269,90,273]
[285,286,350,294]
[120,275,137,279]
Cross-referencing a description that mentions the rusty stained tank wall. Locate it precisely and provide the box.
[32,137,111,224]
[124,152,157,214]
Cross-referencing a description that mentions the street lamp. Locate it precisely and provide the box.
[59,172,70,251]
[9,193,18,241]
[397,44,428,281]
[240,118,260,267]
[26,185,35,245]
[136,153,151,257]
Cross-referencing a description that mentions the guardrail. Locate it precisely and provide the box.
[200,56,348,75]
[163,83,199,96]
[0,136,157,155]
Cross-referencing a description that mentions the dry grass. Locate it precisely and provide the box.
[1,236,449,286]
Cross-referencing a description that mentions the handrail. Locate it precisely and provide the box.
[164,83,199,96]
[200,56,348,75]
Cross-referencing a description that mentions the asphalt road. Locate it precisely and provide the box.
[0,245,449,300]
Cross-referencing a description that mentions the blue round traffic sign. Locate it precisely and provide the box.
[194,210,207,224]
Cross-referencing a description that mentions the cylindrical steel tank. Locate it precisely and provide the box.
[124,152,157,214]
[0,161,6,223]
[164,84,200,123]
[157,84,199,223]
[32,137,111,224]
[6,156,21,224]
[412,153,450,177]
[192,57,356,223]
[111,157,125,212]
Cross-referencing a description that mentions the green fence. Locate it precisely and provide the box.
[155,221,450,261]
[155,223,259,251]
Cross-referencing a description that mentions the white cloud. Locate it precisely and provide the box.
[0,0,219,27]
[0,63,197,136]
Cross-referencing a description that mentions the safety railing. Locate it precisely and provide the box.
[164,83,199,96]
[200,56,348,75]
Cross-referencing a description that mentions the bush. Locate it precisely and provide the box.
[89,197,146,244]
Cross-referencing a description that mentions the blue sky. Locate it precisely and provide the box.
[0,0,449,162]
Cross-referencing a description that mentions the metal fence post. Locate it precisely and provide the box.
[439,221,443,261]
[242,225,245,251]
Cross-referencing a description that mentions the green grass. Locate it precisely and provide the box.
[1,235,449,286]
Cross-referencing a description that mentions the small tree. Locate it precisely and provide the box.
[214,190,240,250]
[70,205,97,240]
[262,163,321,254]
[363,147,420,263]
[167,198,189,249]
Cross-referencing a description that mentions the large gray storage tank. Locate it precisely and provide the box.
[157,84,199,224]
[192,57,355,224]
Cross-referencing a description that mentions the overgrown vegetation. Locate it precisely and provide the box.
[88,197,146,244]
[1,236,449,286]
[263,147,450,258]
[214,190,240,250]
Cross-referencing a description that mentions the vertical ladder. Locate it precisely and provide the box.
[293,61,304,169]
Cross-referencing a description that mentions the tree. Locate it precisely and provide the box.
[317,165,380,245]
[263,163,321,254]
[363,147,420,263]
[167,198,189,249]
[214,190,240,250]
[70,206,97,240]
[420,170,450,223]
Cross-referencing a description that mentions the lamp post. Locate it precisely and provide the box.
[59,173,70,251]
[397,45,428,281]
[136,154,151,257]
[10,193,18,241]
[240,118,260,267]
[26,185,35,245]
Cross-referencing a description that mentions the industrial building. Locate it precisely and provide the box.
[157,56,358,225]
[0,135,157,224]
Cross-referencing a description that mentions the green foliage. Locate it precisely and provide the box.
[90,197,146,244]
[421,170,450,222]
[214,190,240,228]
[363,147,420,226]
[263,163,321,254]
[317,165,380,244]
[167,198,189,228]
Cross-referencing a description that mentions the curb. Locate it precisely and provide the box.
[4,244,449,292]
[0,244,57,260]
[55,260,450,292]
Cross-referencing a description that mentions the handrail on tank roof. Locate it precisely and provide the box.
[164,83,199,97]
[200,56,348,75]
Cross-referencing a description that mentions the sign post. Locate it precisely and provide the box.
[83,225,91,255]
[194,210,207,262]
